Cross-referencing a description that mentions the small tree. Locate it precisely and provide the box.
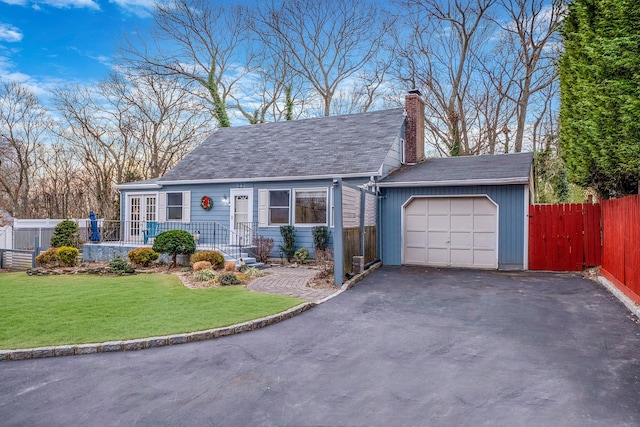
[50,219,79,248]
[278,225,296,262]
[152,229,196,268]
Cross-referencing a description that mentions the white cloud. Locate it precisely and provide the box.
[109,0,157,17]
[0,23,23,42]
[0,0,100,9]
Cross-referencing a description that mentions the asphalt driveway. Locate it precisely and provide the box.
[2,266,640,426]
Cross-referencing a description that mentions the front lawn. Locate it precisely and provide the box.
[0,272,304,349]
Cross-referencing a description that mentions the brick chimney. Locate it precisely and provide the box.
[404,90,425,164]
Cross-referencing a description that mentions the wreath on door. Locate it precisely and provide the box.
[200,196,213,210]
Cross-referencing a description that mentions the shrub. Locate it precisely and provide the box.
[152,230,196,268]
[193,261,212,271]
[109,256,134,275]
[128,248,159,267]
[253,236,275,263]
[315,248,333,264]
[35,248,59,267]
[57,246,79,267]
[194,269,217,282]
[239,265,268,278]
[279,225,296,262]
[294,247,309,264]
[224,261,237,272]
[50,219,79,248]
[190,250,225,270]
[218,273,241,286]
[312,226,331,251]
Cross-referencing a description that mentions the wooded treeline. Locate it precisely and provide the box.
[1,0,571,220]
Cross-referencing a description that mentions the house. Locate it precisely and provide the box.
[85,91,533,283]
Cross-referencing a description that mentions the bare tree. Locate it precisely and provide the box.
[394,0,497,156]
[0,82,50,217]
[121,0,261,127]
[491,0,564,152]
[253,0,394,117]
[106,72,213,178]
[53,83,138,219]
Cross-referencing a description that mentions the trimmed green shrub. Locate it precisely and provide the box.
[218,273,241,286]
[128,247,159,267]
[194,269,217,282]
[109,256,134,275]
[253,236,275,263]
[50,220,79,248]
[152,230,196,268]
[57,246,79,267]
[190,250,225,270]
[35,248,59,267]
[279,225,296,262]
[294,247,309,264]
[312,226,331,251]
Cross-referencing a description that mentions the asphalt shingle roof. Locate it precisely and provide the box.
[381,152,533,185]
[159,108,405,182]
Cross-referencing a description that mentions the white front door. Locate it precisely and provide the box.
[127,194,157,243]
[230,189,253,246]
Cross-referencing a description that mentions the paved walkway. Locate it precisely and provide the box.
[247,266,339,301]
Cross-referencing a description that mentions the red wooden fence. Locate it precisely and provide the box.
[601,195,640,304]
[529,203,602,271]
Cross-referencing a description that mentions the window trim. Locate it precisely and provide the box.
[166,192,184,221]
[266,189,291,227]
[293,187,329,227]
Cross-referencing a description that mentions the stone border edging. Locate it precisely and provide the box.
[0,262,384,362]
[0,301,316,362]
[597,275,640,318]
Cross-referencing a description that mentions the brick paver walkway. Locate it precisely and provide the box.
[247,267,340,301]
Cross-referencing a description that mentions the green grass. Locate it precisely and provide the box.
[0,273,304,349]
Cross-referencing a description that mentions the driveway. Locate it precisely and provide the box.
[2,267,640,426]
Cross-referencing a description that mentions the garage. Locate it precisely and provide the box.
[378,153,533,270]
[403,196,498,268]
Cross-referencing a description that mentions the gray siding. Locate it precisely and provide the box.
[381,135,403,176]
[380,185,527,269]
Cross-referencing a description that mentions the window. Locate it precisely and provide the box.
[167,192,183,220]
[295,189,327,225]
[269,190,290,225]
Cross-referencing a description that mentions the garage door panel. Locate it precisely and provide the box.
[451,214,473,231]
[473,249,497,267]
[428,198,449,214]
[474,232,496,249]
[474,197,495,213]
[427,230,449,247]
[405,230,425,247]
[473,215,497,231]
[450,231,472,247]
[450,198,473,214]
[404,196,497,269]
[450,249,473,266]
[428,214,449,230]
[406,214,427,230]
[427,248,449,265]
[405,247,426,264]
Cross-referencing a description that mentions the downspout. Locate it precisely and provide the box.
[333,178,344,287]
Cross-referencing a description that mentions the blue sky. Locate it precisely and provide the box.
[0,0,155,97]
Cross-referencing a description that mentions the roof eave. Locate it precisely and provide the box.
[114,183,163,190]
[378,177,530,188]
[159,171,383,186]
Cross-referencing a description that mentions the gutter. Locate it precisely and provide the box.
[377,177,530,188]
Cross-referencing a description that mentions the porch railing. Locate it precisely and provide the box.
[83,220,249,260]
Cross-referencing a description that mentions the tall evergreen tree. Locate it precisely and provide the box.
[559,0,640,198]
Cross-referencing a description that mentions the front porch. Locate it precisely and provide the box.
[82,220,259,264]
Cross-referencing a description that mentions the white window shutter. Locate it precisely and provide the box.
[258,189,268,227]
[182,191,191,223]
[157,192,167,222]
